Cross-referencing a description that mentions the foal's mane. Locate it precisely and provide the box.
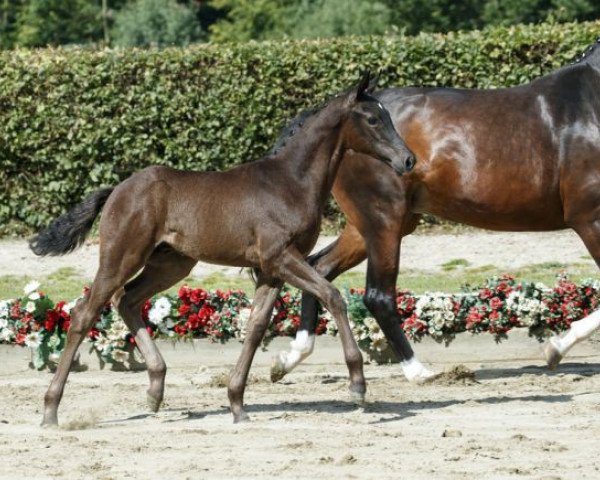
[269,88,379,156]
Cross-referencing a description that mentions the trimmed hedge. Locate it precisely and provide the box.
[1,21,600,234]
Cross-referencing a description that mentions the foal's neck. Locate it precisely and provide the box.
[277,99,348,202]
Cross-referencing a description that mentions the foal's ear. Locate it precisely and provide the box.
[367,73,379,92]
[355,70,372,100]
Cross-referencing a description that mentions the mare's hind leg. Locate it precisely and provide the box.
[272,226,367,381]
[545,222,600,368]
[112,244,196,412]
[42,247,152,426]
[228,274,282,423]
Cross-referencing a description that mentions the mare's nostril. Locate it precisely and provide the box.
[405,155,416,171]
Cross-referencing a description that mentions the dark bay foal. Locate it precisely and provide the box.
[30,73,416,425]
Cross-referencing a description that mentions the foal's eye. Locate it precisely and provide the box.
[367,116,378,125]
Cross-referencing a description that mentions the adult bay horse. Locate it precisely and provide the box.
[272,39,600,381]
[29,73,416,425]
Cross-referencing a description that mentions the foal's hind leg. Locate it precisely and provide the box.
[271,226,367,381]
[545,222,600,368]
[42,254,151,426]
[228,275,282,423]
[112,245,196,412]
[269,246,366,403]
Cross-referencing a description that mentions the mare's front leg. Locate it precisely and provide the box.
[228,275,282,423]
[270,246,366,403]
[362,230,434,381]
[545,221,600,368]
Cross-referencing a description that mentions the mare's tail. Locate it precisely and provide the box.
[29,187,115,256]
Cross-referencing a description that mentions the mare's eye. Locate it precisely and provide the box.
[367,116,378,125]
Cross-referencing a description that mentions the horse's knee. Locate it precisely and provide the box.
[363,288,394,317]
[324,289,347,317]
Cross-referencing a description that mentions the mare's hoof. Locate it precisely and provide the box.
[349,388,366,406]
[544,341,563,370]
[146,393,162,413]
[232,410,251,424]
[270,356,288,383]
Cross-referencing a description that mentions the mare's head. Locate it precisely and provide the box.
[340,72,415,175]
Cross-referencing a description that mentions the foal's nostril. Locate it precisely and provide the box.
[405,155,416,171]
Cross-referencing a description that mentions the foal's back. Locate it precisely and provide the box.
[100,155,317,267]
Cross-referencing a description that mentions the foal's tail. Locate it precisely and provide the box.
[29,187,115,256]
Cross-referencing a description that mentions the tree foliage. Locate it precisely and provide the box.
[16,0,103,47]
[111,0,204,47]
[1,20,599,234]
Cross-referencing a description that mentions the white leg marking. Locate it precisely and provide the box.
[401,356,435,382]
[551,309,600,357]
[277,330,315,373]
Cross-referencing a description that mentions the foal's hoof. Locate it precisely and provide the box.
[349,388,366,406]
[270,355,288,383]
[41,418,59,428]
[232,410,251,424]
[146,393,163,413]
[544,340,563,371]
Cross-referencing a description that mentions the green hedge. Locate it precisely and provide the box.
[1,20,599,235]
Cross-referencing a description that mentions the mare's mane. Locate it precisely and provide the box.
[569,37,600,65]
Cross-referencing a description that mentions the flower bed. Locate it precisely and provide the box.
[0,275,598,370]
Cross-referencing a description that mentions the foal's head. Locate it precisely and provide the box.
[340,73,415,175]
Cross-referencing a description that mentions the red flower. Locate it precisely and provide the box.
[190,288,208,305]
[174,324,188,336]
[142,300,151,321]
[185,313,201,331]
[198,304,215,321]
[10,302,21,319]
[479,288,493,300]
[44,310,59,331]
[178,304,191,317]
[489,297,503,311]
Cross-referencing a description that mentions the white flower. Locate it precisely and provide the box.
[364,317,379,333]
[93,336,111,353]
[25,331,42,348]
[28,292,40,301]
[63,301,77,314]
[0,318,7,329]
[371,333,388,352]
[111,348,129,363]
[25,301,36,313]
[48,352,61,363]
[107,318,129,339]
[0,328,14,342]
[432,313,445,331]
[236,307,252,340]
[0,301,10,318]
[148,297,172,325]
[23,281,40,295]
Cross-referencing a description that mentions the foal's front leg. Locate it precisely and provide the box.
[228,276,282,423]
[271,246,366,403]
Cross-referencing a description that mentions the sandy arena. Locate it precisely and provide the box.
[1,231,600,479]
